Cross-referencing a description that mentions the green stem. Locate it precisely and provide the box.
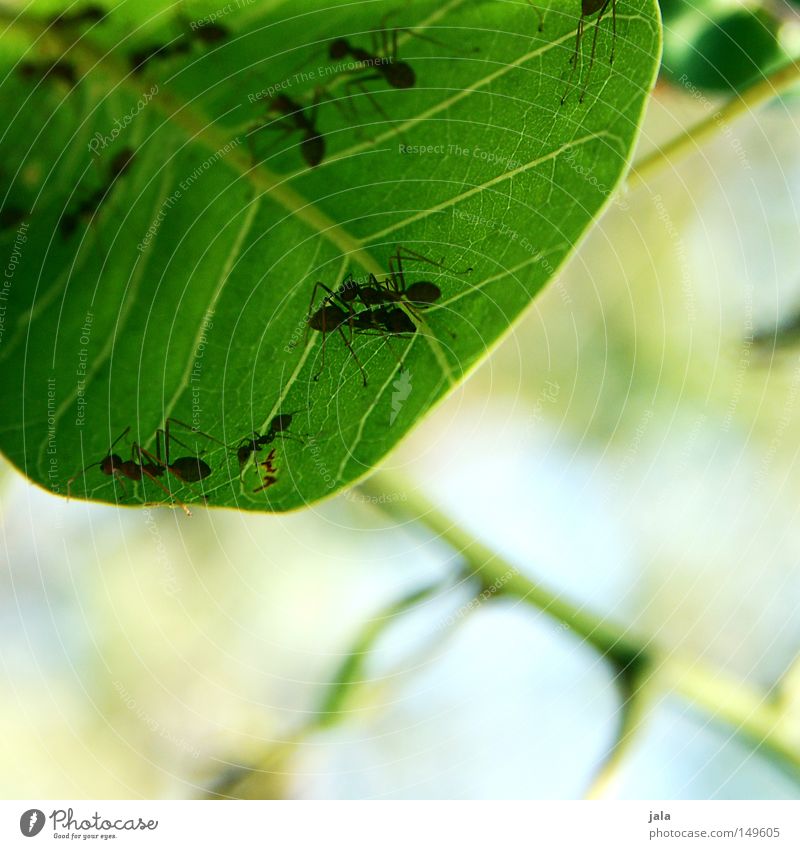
[361,472,800,782]
[629,59,800,189]
[358,474,644,667]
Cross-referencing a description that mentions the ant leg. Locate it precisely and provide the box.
[394,246,473,276]
[247,116,298,164]
[561,17,585,105]
[527,2,545,33]
[610,0,616,64]
[343,73,397,127]
[338,324,368,386]
[135,444,193,516]
[579,5,608,103]
[166,417,227,450]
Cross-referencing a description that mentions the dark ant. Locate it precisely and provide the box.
[253,448,279,493]
[249,90,325,168]
[49,5,106,28]
[61,147,135,236]
[329,30,415,90]
[234,412,302,470]
[130,14,230,73]
[131,39,191,73]
[305,248,469,385]
[135,417,218,487]
[336,246,468,311]
[306,288,415,387]
[306,285,369,385]
[328,21,476,127]
[67,426,192,515]
[561,0,617,105]
[18,59,77,88]
[67,418,221,515]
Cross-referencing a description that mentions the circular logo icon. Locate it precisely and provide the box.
[19,809,46,837]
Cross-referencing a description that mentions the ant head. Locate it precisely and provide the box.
[386,62,415,89]
[329,38,348,59]
[99,453,123,476]
[301,133,325,168]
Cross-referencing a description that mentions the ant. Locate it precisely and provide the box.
[561,0,617,105]
[234,412,302,470]
[135,417,219,489]
[249,91,325,168]
[305,287,415,387]
[18,59,77,88]
[130,14,230,72]
[336,246,467,311]
[61,147,135,236]
[328,21,475,127]
[67,426,192,515]
[67,418,221,515]
[306,248,469,385]
[306,284,370,385]
[253,448,279,493]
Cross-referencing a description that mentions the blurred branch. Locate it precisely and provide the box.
[358,473,646,668]
[584,656,657,799]
[204,577,463,799]
[629,59,800,189]
[361,472,800,785]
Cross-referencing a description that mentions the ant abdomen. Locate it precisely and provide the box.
[308,304,349,332]
[301,133,325,168]
[329,38,349,60]
[170,456,212,483]
[386,63,415,89]
[100,454,124,475]
[404,281,441,306]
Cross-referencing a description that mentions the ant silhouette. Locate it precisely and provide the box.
[61,147,135,236]
[234,412,303,470]
[131,12,230,72]
[305,248,469,385]
[561,0,617,105]
[68,418,222,515]
[249,90,326,168]
[67,425,191,515]
[327,20,465,129]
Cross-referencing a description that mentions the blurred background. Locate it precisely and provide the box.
[3,0,800,799]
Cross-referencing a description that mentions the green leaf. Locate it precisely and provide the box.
[0,0,661,512]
